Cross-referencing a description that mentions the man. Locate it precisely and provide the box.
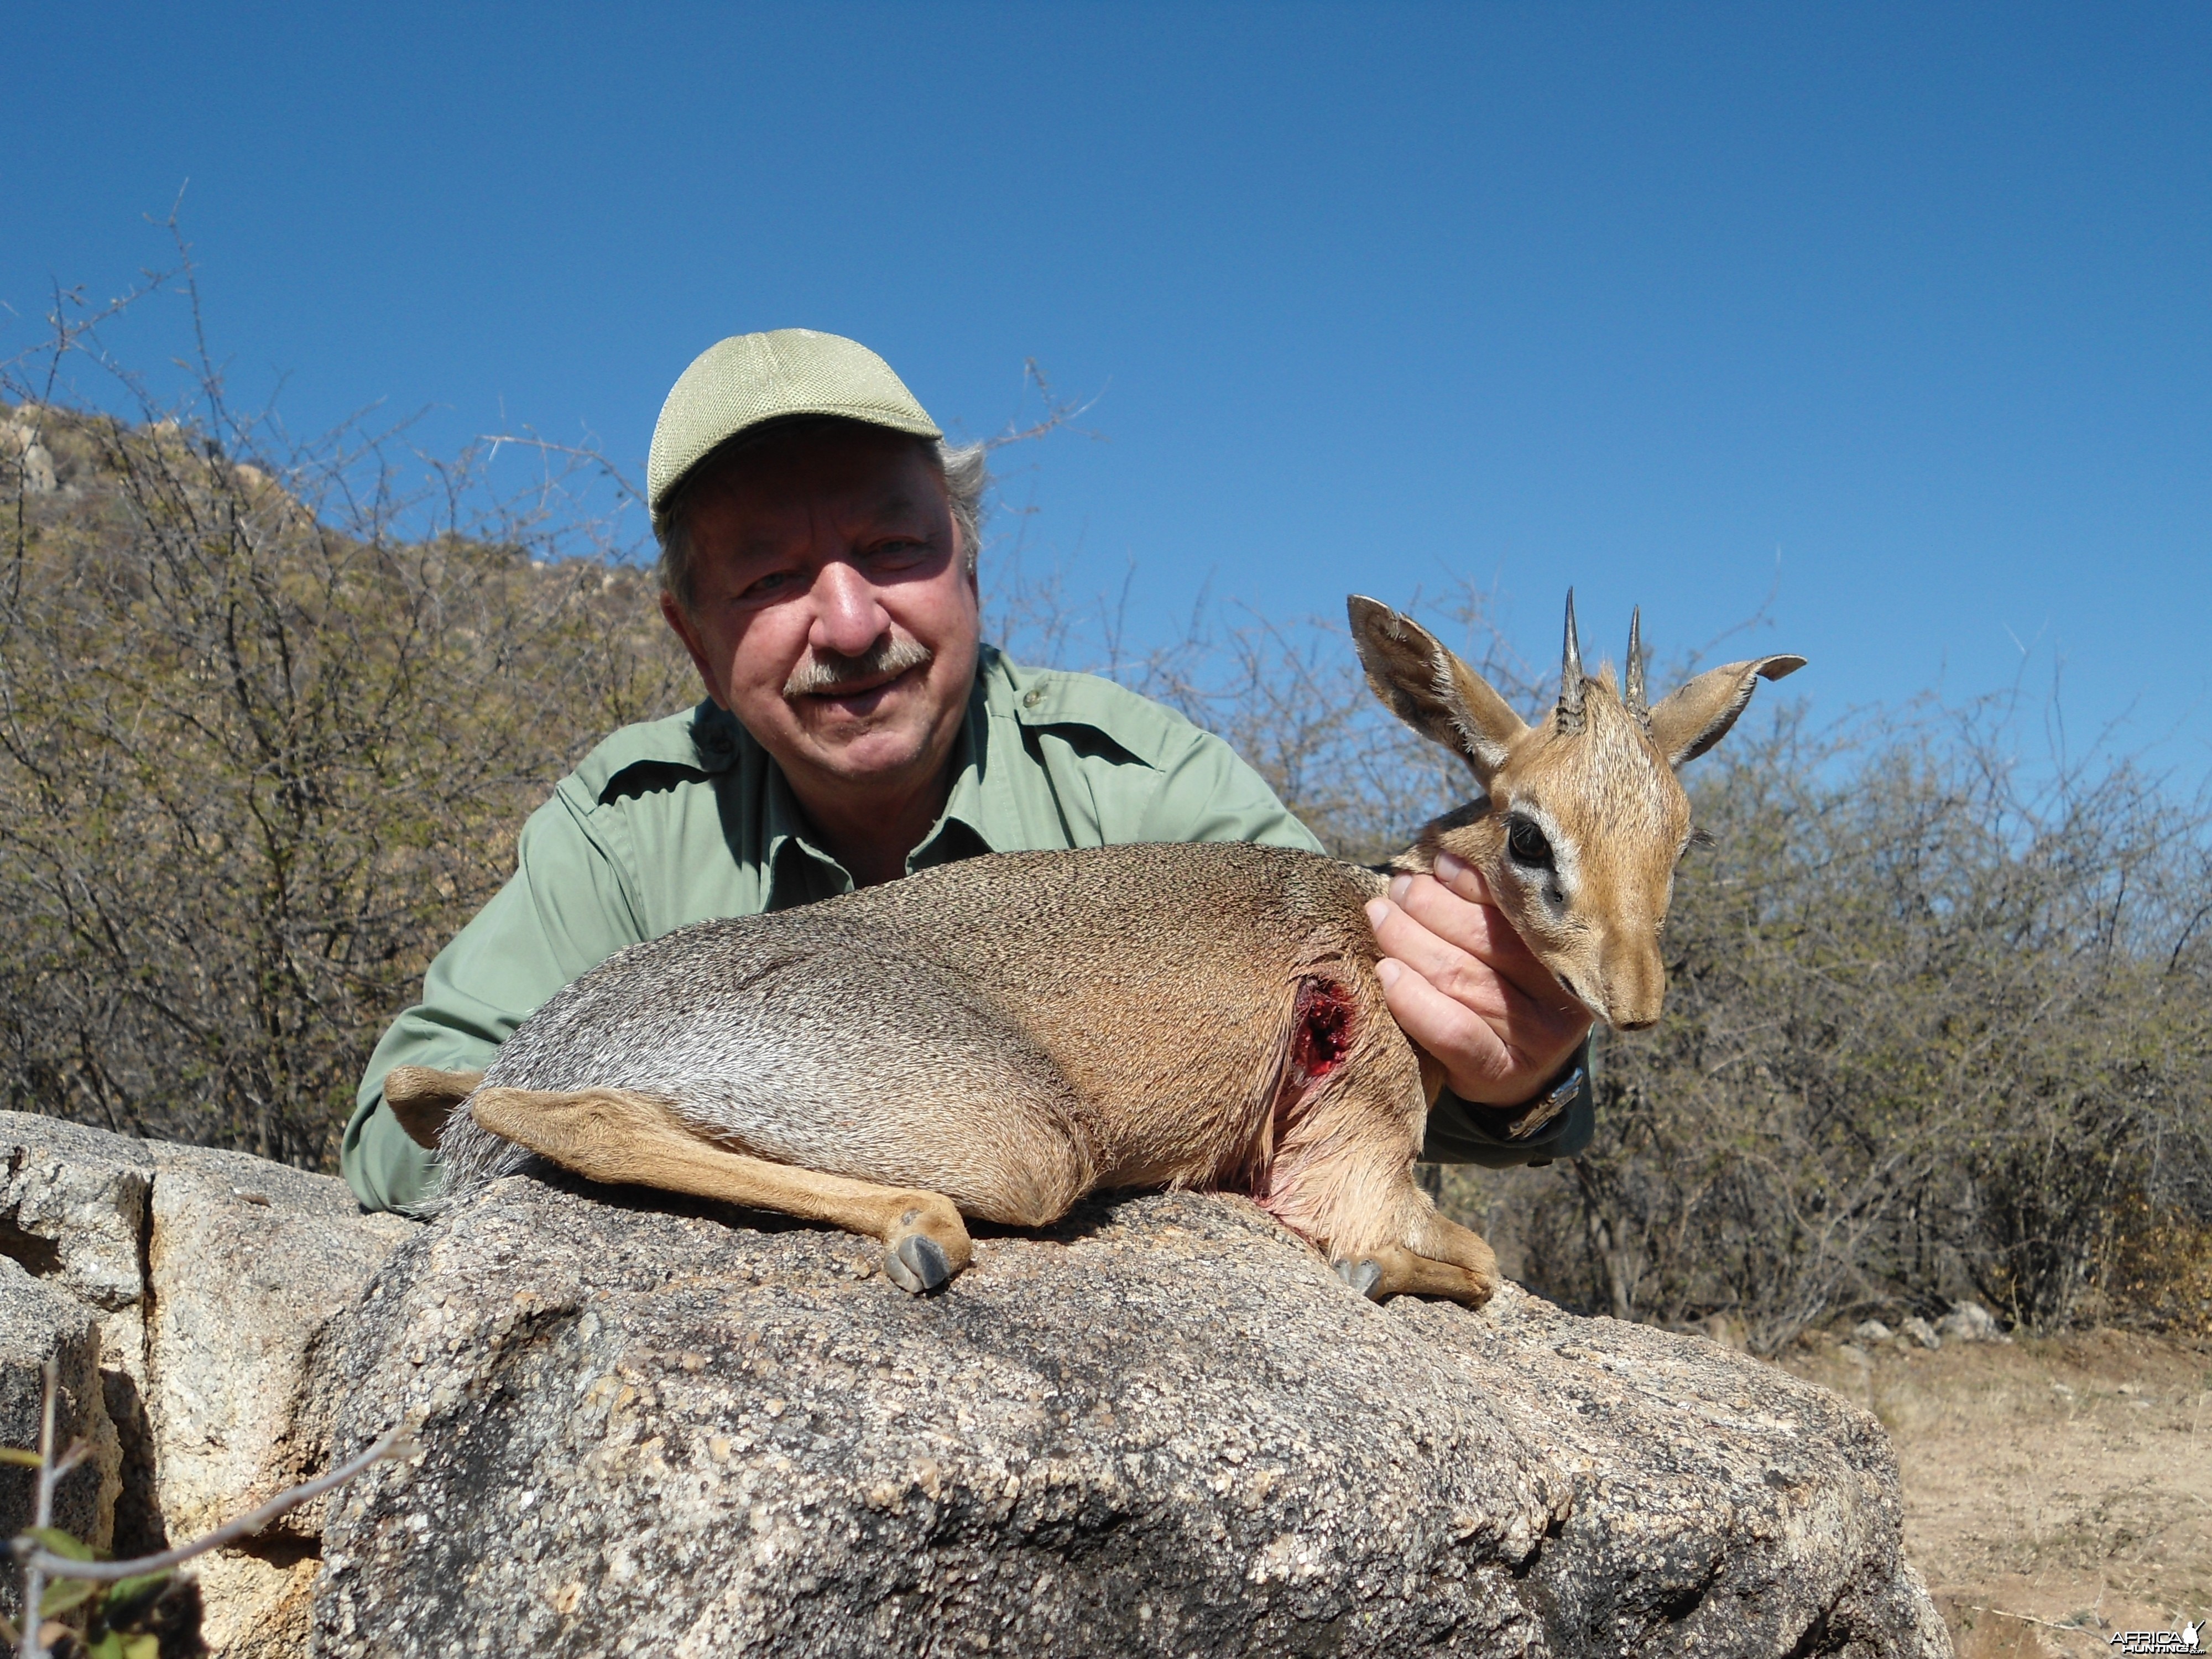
[343,330,1593,1214]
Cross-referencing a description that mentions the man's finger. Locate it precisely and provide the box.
[1431,849,1495,906]
[1377,954,1585,1102]
[1365,895,1509,1018]
[1374,957,1515,1093]
[1384,873,1576,1012]
[1368,889,1586,1047]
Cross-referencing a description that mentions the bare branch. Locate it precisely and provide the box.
[15,1430,408,1585]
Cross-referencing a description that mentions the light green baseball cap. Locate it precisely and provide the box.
[646,329,942,526]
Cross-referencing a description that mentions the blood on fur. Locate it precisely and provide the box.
[1290,977,1355,1087]
[1245,977,1359,1215]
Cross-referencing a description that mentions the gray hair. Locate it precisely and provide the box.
[655,424,989,614]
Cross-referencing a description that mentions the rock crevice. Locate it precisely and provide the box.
[0,1113,413,1652]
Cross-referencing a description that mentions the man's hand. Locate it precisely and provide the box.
[1363,849,1593,1104]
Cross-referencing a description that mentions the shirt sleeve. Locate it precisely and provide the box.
[1418,1036,1597,1168]
[340,785,648,1213]
[1134,727,1327,853]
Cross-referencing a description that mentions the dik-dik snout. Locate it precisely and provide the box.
[1349,591,1803,1033]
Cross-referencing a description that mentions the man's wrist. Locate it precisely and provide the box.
[1444,1045,1589,1139]
[1503,1052,1587,1140]
[1422,1039,1596,1168]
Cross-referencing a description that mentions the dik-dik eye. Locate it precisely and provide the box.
[1506,816,1554,869]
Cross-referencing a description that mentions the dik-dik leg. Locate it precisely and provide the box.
[1276,1044,1501,1307]
[384,1065,484,1148]
[1334,1211,1500,1306]
[469,1086,976,1293]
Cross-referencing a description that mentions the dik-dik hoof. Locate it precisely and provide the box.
[1333,1257,1385,1300]
[885,1234,953,1295]
[878,1198,971,1293]
[1344,1243,1498,1306]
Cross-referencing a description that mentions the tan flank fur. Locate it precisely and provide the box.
[390,594,1801,1303]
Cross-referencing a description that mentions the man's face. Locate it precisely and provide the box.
[660,422,980,804]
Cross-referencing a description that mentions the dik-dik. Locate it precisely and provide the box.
[387,596,1800,1306]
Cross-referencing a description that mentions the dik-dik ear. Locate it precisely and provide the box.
[1347,596,1527,778]
[1646,654,1806,768]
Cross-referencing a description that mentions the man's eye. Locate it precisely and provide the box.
[1506,818,1554,869]
[869,539,926,565]
[742,570,795,599]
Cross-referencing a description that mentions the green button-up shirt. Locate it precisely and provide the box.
[344,646,1590,1212]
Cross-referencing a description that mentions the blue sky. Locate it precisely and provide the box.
[6,3,2208,785]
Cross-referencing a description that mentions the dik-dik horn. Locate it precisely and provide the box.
[1349,591,1804,1032]
[391,593,1799,1304]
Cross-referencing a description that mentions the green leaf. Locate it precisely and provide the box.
[24,1525,94,1560]
[40,1576,98,1616]
[0,1446,44,1467]
[106,1570,172,1608]
[84,1633,128,1659]
[123,1636,161,1659]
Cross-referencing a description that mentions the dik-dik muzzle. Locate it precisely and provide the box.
[1349,592,1803,1032]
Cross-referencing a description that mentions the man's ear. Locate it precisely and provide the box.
[1646,654,1806,768]
[660,589,727,705]
[1347,596,1527,779]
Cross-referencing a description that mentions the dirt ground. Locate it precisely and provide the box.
[1781,1327,2212,1655]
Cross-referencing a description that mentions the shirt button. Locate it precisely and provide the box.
[1022,689,1044,708]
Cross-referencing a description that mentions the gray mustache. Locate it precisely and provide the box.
[784,637,935,699]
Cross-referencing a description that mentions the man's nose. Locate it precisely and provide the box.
[808,562,891,658]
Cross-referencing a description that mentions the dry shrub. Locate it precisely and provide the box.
[2103,1196,2212,1335]
[1,272,689,1165]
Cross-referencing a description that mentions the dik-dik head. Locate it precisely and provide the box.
[1349,593,1803,1031]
